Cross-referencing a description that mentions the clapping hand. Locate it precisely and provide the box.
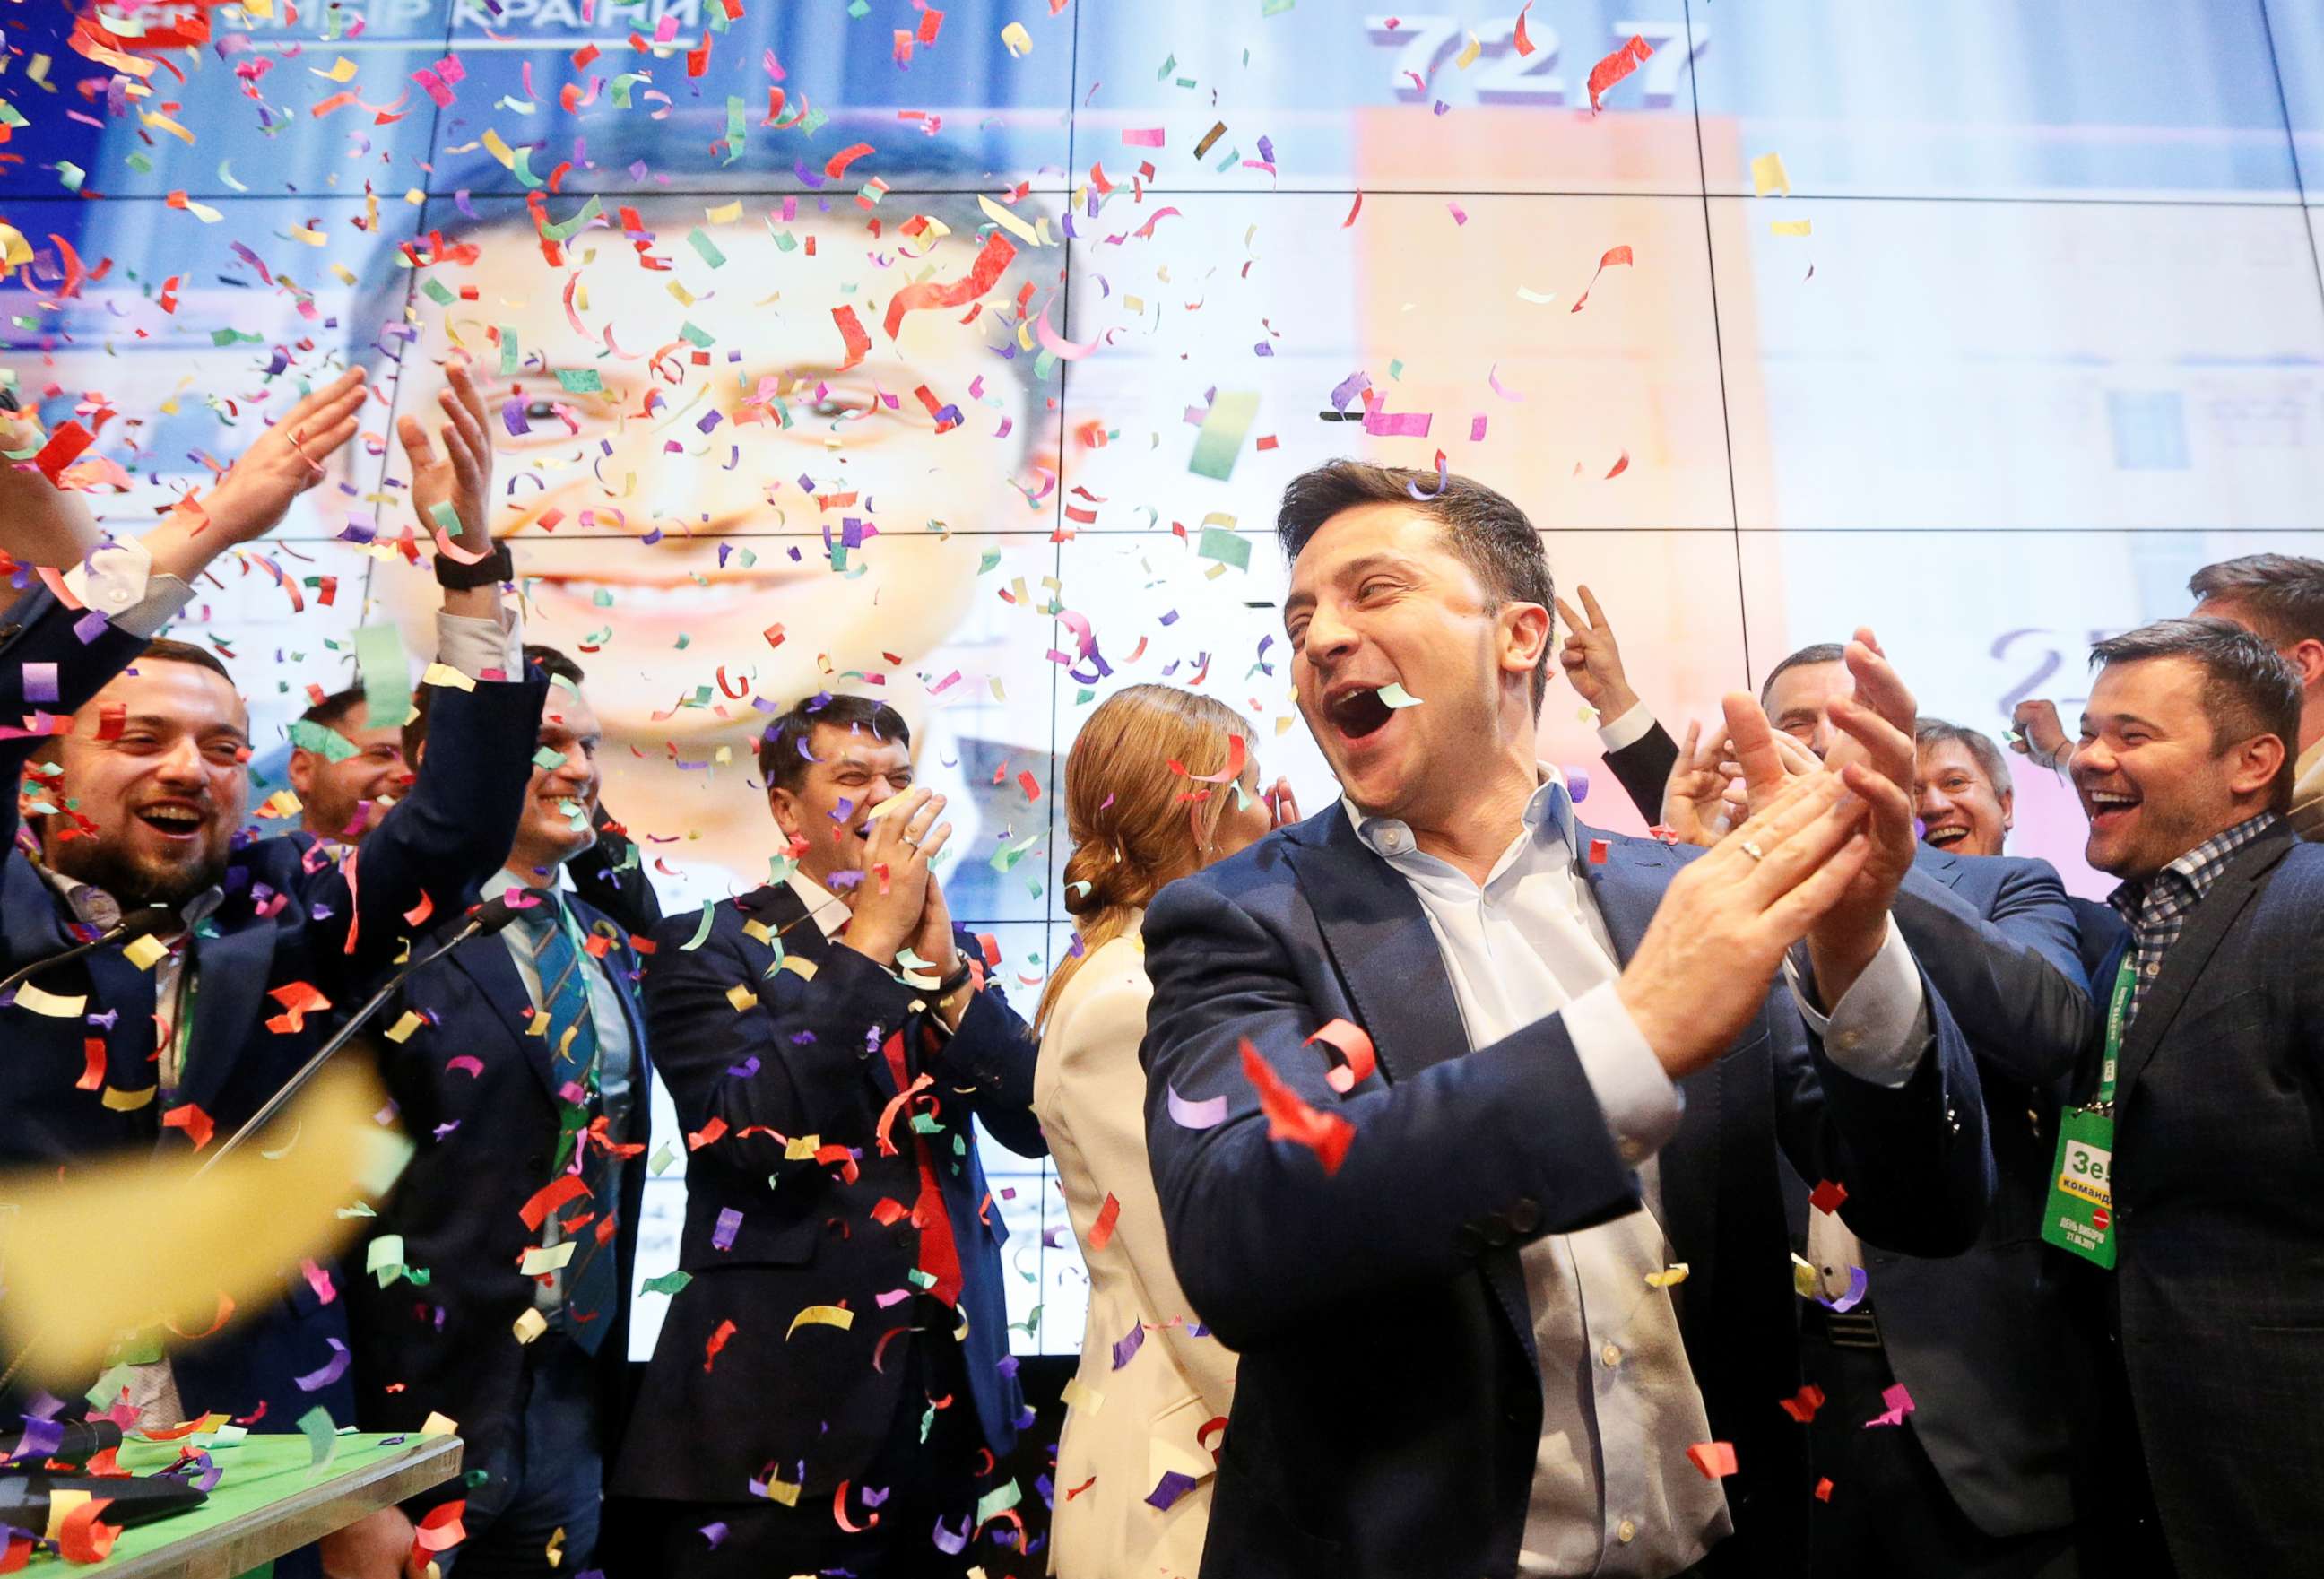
[395,361,495,556]
[201,369,369,547]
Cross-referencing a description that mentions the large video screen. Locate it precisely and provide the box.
[8,0,2323,1358]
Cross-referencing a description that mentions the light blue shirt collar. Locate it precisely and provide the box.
[1343,764,1577,868]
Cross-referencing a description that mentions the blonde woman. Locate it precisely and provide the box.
[1035,685,1296,1579]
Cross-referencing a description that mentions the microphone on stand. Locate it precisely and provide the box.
[0,909,179,999]
[192,893,527,1177]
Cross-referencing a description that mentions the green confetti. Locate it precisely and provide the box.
[289,719,359,764]
[351,623,413,730]
[498,326,520,376]
[1197,525,1252,570]
[975,1479,1023,1526]
[642,1270,693,1297]
[532,746,569,771]
[419,277,457,308]
[1188,390,1261,482]
[297,1405,340,1477]
[555,367,603,394]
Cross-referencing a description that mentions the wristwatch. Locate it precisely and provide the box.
[432,540,513,590]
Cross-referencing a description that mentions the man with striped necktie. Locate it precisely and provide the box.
[344,646,655,1577]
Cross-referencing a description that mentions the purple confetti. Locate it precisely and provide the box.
[8,1418,63,1464]
[1110,1321,1146,1371]
[1566,767,1590,803]
[1145,1471,1199,1511]
[293,1337,351,1392]
[1166,1085,1228,1130]
[699,1522,729,1549]
[932,1514,970,1555]
[726,1056,761,1080]
[21,664,57,703]
[1816,1265,1870,1314]
[713,1207,743,1251]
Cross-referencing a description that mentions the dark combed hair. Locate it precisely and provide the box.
[2090,616,2302,810]
[1759,642,1848,708]
[757,692,910,791]
[401,643,584,759]
[1274,460,1555,708]
[1913,716,2013,793]
[136,637,234,684]
[2187,552,2324,652]
[298,683,368,733]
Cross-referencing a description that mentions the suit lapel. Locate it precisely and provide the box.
[1,850,72,966]
[1284,811,1465,1085]
[447,926,554,1096]
[1576,829,1678,964]
[1912,843,1965,890]
[2114,825,2294,1097]
[181,918,279,1119]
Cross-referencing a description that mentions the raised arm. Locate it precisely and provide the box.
[1892,856,2094,1088]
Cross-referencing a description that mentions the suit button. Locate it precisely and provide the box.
[1508,1197,1540,1234]
[1617,1519,1638,1544]
[1600,1342,1623,1369]
[1453,1224,1486,1258]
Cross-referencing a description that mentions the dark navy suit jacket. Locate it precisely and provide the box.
[0,586,544,1438]
[1609,713,2107,1538]
[609,878,1047,1504]
[345,887,654,1513]
[1140,805,1993,1578]
[2072,821,2324,1576]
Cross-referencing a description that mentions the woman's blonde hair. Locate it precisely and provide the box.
[1034,684,1254,1037]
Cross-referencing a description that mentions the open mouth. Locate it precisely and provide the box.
[134,803,206,839]
[2086,786,2141,832]
[1323,684,1396,742]
[1923,823,1971,849]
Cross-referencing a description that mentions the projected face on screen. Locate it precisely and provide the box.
[361,203,1044,890]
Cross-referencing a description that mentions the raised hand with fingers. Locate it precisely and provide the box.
[194,368,371,547]
[1660,720,1740,848]
[841,788,950,970]
[1615,750,1875,1079]
[2010,698,2070,769]
[396,361,496,558]
[1554,585,1641,719]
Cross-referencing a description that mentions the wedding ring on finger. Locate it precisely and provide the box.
[1740,839,1767,863]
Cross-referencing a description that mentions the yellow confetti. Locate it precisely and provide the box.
[704,199,743,224]
[386,1010,428,1044]
[481,128,517,171]
[123,933,169,971]
[761,1477,802,1507]
[785,1305,856,1340]
[780,954,819,982]
[519,1241,576,1276]
[1000,21,1033,56]
[12,982,84,1017]
[419,662,477,692]
[312,56,359,82]
[1750,152,1791,197]
[724,982,756,1011]
[1453,30,1481,70]
[1646,1262,1691,1288]
[976,192,1049,249]
[782,1134,821,1160]
[137,108,195,145]
[101,1085,157,1112]
[1769,219,1813,238]
[1061,1377,1106,1414]
[512,1307,549,1343]
[1791,1252,1818,1299]
[525,1007,551,1037]
[420,1412,459,1436]
[0,223,33,266]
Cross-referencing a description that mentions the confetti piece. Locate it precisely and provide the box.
[10,983,86,1017]
[1122,126,1166,148]
[123,933,170,971]
[704,1319,736,1372]
[1569,246,1634,314]
[1088,1193,1122,1252]
[1808,1178,1849,1215]
[1687,1441,1739,1479]
[1645,1262,1690,1288]
[1146,1471,1200,1511]
[56,1499,119,1564]
[1864,1382,1915,1428]
[1305,1019,1377,1093]
[518,1242,575,1276]
[1375,683,1424,709]
[1239,1037,1355,1176]
[976,192,1048,249]
[1816,1265,1870,1314]
[1190,390,1264,481]
[1196,525,1252,570]
[297,1405,338,1475]
[831,305,872,372]
[1770,219,1814,238]
[1000,21,1033,56]
[352,624,414,732]
[786,1304,856,1339]
[1606,449,1630,480]
[1167,1086,1228,1129]
[1751,152,1791,197]
[1585,33,1655,112]
[643,1270,692,1297]
[512,1308,549,1344]
[293,1338,351,1392]
[1487,365,1524,401]
[1341,191,1364,228]
[1778,1384,1826,1423]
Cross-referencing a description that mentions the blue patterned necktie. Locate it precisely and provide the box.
[525,898,616,1355]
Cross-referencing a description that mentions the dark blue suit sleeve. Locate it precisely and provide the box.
[1140,875,1644,1351]
[1772,965,1994,1257]
[1891,857,2094,1089]
[646,914,921,1183]
[300,673,547,985]
[0,588,151,875]
[929,932,1045,1160]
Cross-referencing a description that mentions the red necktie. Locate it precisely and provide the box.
[881,1027,964,1308]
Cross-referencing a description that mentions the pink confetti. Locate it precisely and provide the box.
[1864,1382,1916,1428]
[1121,126,1166,147]
[1166,1084,1228,1130]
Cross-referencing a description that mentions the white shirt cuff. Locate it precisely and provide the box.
[1595,699,1657,754]
[1563,978,1684,1166]
[62,539,195,639]
[1783,916,1929,1089]
[434,604,524,681]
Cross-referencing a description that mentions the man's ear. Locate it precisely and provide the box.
[1502,602,1553,684]
[1998,785,2016,833]
[287,750,316,797]
[2230,733,2290,802]
[767,785,802,840]
[2290,638,2324,690]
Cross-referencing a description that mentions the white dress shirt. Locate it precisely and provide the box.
[1346,767,1929,1576]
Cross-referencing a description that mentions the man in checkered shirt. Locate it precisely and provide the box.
[2062,615,2324,1579]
